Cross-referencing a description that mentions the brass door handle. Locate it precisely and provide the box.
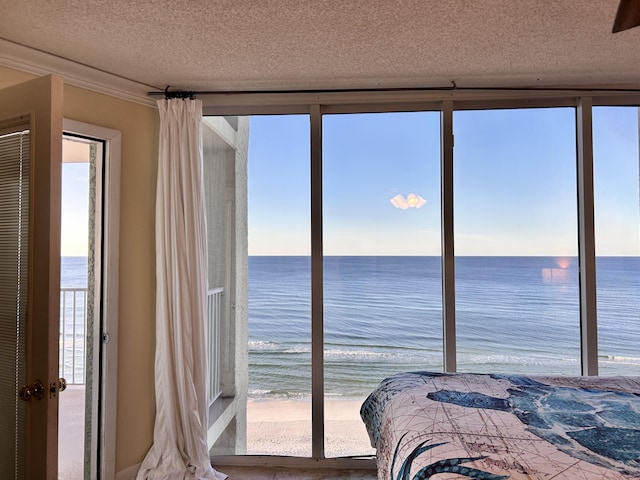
[19,380,45,401]
[49,378,67,399]
[19,378,67,401]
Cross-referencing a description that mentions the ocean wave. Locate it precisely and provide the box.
[255,345,432,360]
[250,342,443,363]
[248,340,279,350]
[248,388,368,400]
[458,354,579,367]
[283,346,312,354]
[248,389,311,400]
[603,355,640,365]
[248,388,272,396]
[249,341,311,354]
[324,348,398,359]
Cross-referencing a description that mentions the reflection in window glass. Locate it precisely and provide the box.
[454,108,580,375]
[323,112,442,457]
[246,115,311,456]
[593,106,640,375]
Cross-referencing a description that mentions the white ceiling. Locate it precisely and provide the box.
[1,0,639,92]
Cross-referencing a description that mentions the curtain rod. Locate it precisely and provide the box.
[149,84,640,97]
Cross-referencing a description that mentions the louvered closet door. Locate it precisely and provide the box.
[0,127,30,479]
[0,75,63,480]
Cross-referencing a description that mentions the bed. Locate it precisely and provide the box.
[360,371,640,479]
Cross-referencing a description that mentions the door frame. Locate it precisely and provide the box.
[63,118,121,480]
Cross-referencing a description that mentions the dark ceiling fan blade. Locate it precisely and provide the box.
[612,0,640,32]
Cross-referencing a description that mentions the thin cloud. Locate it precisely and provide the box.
[390,193,426,209]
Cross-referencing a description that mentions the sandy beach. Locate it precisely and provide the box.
[246,398,376,458]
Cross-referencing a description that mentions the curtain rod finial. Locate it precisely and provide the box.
[164,86,197,100]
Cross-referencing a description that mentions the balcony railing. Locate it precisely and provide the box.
[59,286,224,395]
[59,288,88,385]
[207,287,224,406]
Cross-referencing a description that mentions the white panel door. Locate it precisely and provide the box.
[0,74,64,479]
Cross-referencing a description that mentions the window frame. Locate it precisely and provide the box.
[206,89,640,470]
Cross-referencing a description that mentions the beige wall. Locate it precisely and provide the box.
[0,65,158,473]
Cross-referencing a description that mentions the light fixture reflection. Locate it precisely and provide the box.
[390,193,426,209]
[542,258,572,284]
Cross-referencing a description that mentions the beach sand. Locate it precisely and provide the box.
[247,398,376,458]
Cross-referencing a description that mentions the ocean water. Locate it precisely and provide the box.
[248,256,640,398]
[59,255,640,395]
[61,256,88,288]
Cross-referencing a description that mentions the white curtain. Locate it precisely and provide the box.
[138,98,226,480]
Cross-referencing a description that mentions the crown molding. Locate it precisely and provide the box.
[0,38,156,107]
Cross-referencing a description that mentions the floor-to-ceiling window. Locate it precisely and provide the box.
[204,95,640,467]
[322,112,442,457]
[453,108,581,375]
[245,115,312,456]
[593,106,640,376]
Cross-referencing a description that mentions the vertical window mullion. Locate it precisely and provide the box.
[310,104,325,458]
[577,97,598,376]
[441,101,456,372]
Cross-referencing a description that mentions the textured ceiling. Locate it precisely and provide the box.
[0,0,639,92]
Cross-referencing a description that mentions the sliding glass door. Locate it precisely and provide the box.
[322,111,442,457]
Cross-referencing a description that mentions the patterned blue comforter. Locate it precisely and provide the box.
[361,372,640,479]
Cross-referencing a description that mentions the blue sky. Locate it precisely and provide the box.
[60,139,90,256]
[248,107,639,256]
[593,107,640,255]
[60,107,639,257]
